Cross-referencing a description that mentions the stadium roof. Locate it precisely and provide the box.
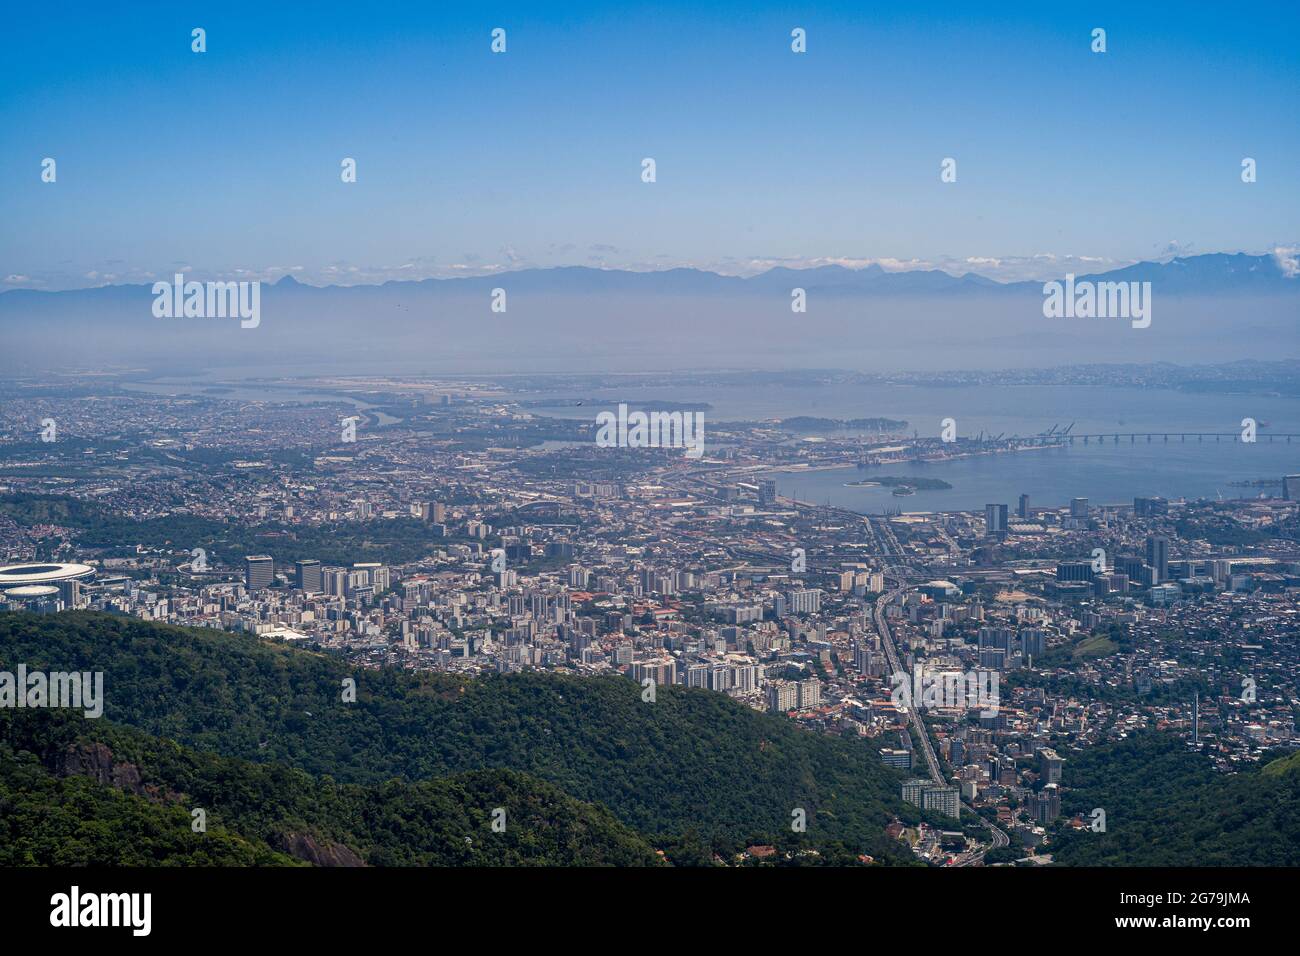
[0,563,95,585]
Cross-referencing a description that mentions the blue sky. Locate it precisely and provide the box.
[2,0,1297,290]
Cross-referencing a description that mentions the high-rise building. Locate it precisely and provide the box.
[1020,629,1046,660]
[901,779,930,806]
[1146,534,1170,584]
[1017,493,1030,519]
[797,679,821,709]
[1284,475,1300,501]
[921,785,961,819]
[985,503,1008,536]
[788,588,822,614]
[1034,784,1061,825]
[978,627,1015,651]
[1070,497,1089,518]
[1115,555,1145,579]
[244,555,274,591]
[629,659,675,686]
[1038,748,1065,784]
[979,646,1007,670]
[294,559,322,593]
[758,479,777,508]
[767,680,800,713]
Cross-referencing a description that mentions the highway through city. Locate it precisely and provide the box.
[870,540,1011,860]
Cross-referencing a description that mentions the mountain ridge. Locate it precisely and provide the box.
[2,252,1295,301]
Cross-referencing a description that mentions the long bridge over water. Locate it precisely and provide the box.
[1025,432,1300,445]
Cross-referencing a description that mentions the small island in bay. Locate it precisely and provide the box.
[844,476,953,491]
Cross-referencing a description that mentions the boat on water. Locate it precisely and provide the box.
[892,486,916,497]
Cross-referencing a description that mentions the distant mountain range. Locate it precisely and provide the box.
[3,252,1295,302]
[1,253,1294,374]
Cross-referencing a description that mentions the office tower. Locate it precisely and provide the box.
[295,559,322,593]
[1070,497,1089,518]
[758,479,777,508]
[1145,534,1170,584]
[244,555,274,591]
[1115,555,1145,579]
[1284,475,1300,501]
[985,503,1008,536]
[1017,493,1030,519]
[1055,561,1094,582]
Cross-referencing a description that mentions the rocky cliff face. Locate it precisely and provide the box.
[271,832,366,867]
[56,741,367,866]
[59,742,146,795]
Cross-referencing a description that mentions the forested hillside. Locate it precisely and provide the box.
[0,612,922,865]
[0,709,661,866]
[1051,733,1300,866]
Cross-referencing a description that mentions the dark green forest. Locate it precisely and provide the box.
[1050,732,1300,866]
[1,709,660,866]
[0,612,922,866]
